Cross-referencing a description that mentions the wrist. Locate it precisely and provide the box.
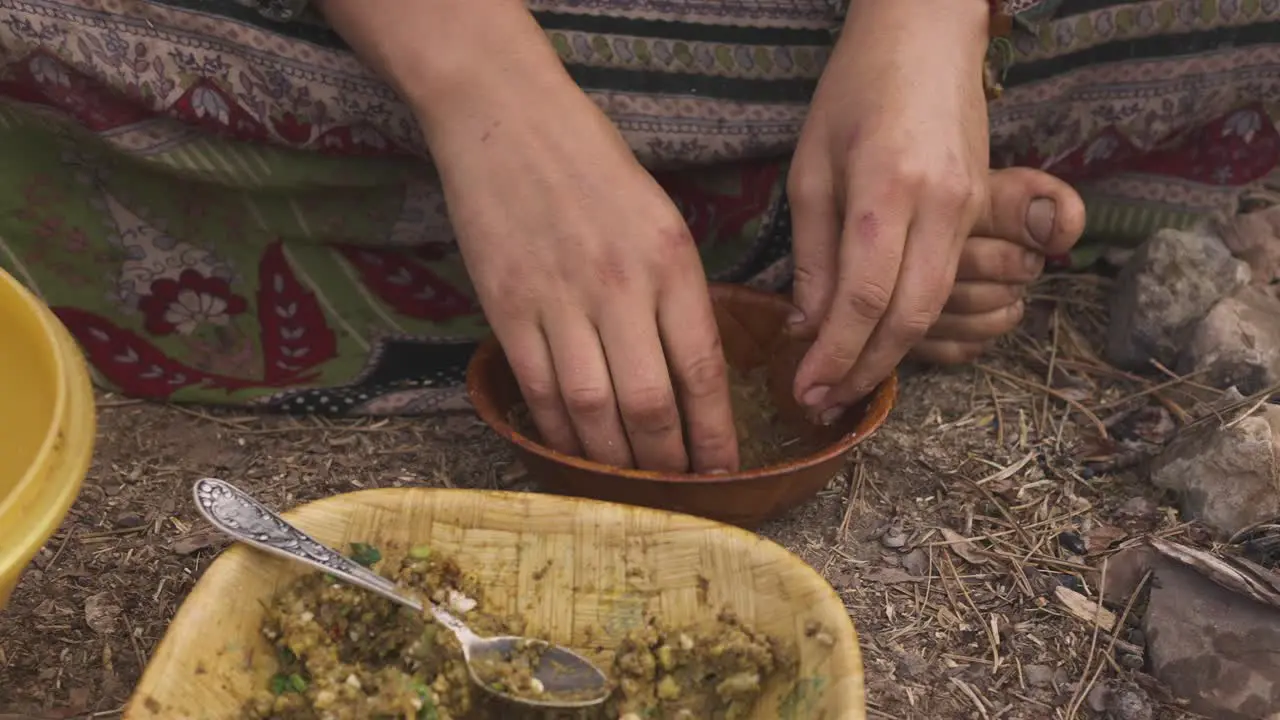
[316,0,581,140]
[844,0,989,55]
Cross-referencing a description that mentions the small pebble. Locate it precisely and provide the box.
[1106,685,1154,720]
[1057,530,1087,555]
[880,523,907,549]
[1116,652,1144,669]
[1087,683,1111,713]
[900,548,929,576]
[115,513,145,528]
[1023,664,1054,688]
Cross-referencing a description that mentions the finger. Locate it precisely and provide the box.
[597,303,690,473]
[973,167,1086,255]
[793,187,911,411]
[786,165,842,339]
[907,339,987,365]
[500,323,583,457]
[658,274,740,473]
[544,317,635,468]
[822,201,965,414]
[928,299,1025,342]
[944,280,1025,314]
[955,235,1043,284]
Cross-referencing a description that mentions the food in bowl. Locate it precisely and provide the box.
[243,542,794,720]
[509,367,825,473]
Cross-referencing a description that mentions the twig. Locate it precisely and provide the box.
[977,364,1109,439]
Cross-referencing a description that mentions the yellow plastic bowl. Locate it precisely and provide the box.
[0,267,96,609]
[126,488,867,719]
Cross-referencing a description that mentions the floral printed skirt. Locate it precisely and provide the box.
[0,0,1278,414]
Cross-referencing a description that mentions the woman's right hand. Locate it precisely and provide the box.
[318,0,739,473]
[427,85,741,474]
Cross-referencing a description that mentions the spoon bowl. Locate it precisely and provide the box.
[191,477,610,709]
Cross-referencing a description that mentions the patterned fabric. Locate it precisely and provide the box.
[0,0,1278,415]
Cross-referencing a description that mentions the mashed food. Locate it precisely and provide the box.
[243,544,792,720]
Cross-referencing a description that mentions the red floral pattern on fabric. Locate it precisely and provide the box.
[334,245,478,322]
[257,242,339,383]
[658,162,782,248]
[51,241,339,400]
[137,269,248,336]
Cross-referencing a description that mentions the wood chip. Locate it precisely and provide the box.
[1053,585,1116,631]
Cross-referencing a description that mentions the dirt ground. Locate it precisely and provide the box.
[0,274,1217,719]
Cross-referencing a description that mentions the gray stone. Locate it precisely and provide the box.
[1149,405,1280,537]
[1107,228,1250,369]
[1212,206,1280,285]
[1179,286,1280,394]
[1144,559,1280,720]
[1106,683,1154,720]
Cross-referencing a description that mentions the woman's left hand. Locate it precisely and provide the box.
[786,0,992,422]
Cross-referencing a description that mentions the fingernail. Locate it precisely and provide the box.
[1026,198,1057,247]
[787,309,806,326]
[707,468,730,475]
[819,406,845,426]
[1024,250,1043,274]
[801,385,830,408]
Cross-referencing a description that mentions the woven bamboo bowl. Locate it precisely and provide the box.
[125,488,866,719]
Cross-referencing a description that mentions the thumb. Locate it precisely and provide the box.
[973,167,1086,256]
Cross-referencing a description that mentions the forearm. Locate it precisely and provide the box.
[315,0,584,141]
[842,0,990,54]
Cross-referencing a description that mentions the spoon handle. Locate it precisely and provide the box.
[192,478,418,610]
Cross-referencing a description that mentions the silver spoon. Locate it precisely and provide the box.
[191,477,610,710]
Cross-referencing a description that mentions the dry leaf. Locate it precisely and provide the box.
[940,528,990,565]
[1149,536,1280,610]
[1086,525,1129,553]
[83,592,121,635]
[1054,585,1117,631]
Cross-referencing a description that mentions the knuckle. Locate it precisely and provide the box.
[841,282,893,322]
[563,385,613,417]
[940,343,983,365]
[894,310,938,343]
[994,247,1029,281]
[518,378,561,410]
[619,386,679,431]
[1004,300,1027,327]
[786,173,829,208]
[882,163,927,193]
[677,350,729,397]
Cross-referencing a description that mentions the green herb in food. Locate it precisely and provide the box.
[349,542,381,568]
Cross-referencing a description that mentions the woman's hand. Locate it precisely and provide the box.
[786,0,992,422]
[320,0,740,473]
[433,87,741,474]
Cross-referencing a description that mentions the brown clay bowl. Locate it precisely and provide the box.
[466,283,898,528]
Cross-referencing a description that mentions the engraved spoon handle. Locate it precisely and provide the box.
[192,478,418,610]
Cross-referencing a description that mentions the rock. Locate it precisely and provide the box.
[879,522,907,549]
[1105,683,1154,720]
[1023,663,1054,688]
[1212,206,1280,285]
[1144,558,1280,719]
[1178,286,1280,394]
[1106,228,1251,369]
[1148,404,1280,537]
[900,548,929,576]
[1087,683,1112,713]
